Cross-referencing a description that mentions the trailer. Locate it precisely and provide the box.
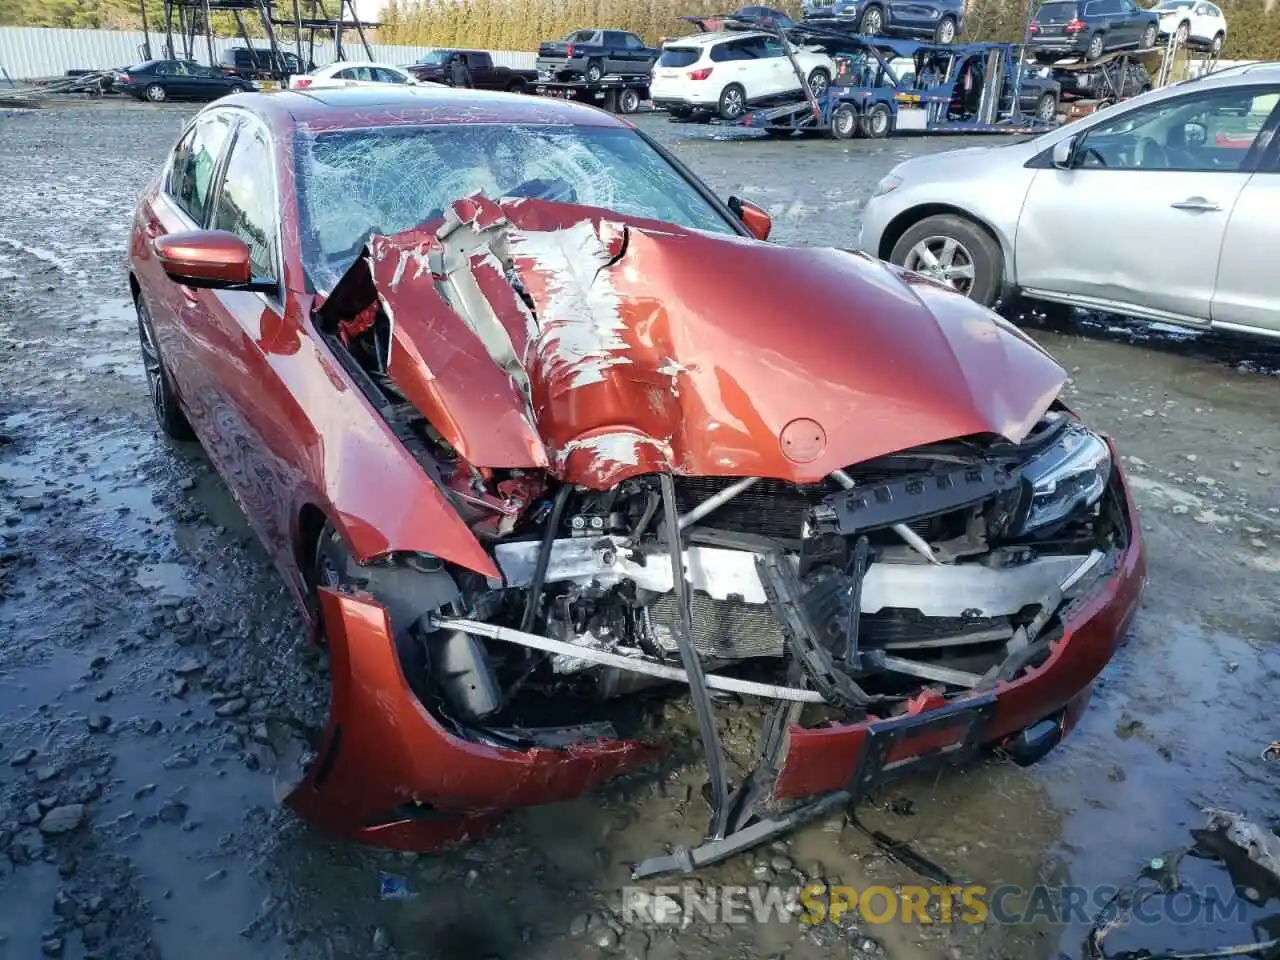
[533,75,650,114]
[740,31,1059,138]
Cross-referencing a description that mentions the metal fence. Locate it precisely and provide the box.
[0,26,536,80]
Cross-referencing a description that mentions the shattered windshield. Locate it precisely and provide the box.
[294,123,737,292]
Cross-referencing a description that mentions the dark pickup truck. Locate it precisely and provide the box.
[536,29,659,82]
[407,50,537,92]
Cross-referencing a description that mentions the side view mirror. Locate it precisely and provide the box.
[153,230,275,293]
[1052,134,1077,169]
[727,195,772,241]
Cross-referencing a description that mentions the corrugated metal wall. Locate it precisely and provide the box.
[0,26,536,80]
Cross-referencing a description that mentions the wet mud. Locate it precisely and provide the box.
[1,102,1278,960]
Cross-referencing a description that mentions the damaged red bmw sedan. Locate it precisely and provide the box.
[128,85,1145,876]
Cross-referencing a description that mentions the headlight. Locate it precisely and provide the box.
[1015,421,1112,535]
[871,174,902,198]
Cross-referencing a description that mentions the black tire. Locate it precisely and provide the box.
[505,78,527,94]
[860,101,893,138]
[1140,23,1157,49]
[1175,21,1190,44]
[888,214,1003,306]
[856,4,884,35]
[585,59,604,82]
[145,83,166,102]
[831,102,860,139]
[135,294,195,440]
[806,68,830,98]
[1086,32,1105,59]
[227,83,246,95]
[617,87,641,114]
[718,83,746,120]
[933,15,958,43]
[1211,31,1224,54]
[1035,92,1057,123]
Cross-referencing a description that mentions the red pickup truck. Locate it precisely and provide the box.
[406,50,537,92]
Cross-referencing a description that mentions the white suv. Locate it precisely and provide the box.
[649,31,836,121]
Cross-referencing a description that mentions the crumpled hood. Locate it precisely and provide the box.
[320,195,1065,489]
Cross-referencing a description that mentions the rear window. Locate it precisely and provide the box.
[658,47,701,67]
[1037,1,1079,21]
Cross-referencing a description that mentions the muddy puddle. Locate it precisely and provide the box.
[1,102,1278,960]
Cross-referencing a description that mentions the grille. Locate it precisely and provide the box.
[672,476,967,540]
[648,594,785,660]
[672,477,825,539]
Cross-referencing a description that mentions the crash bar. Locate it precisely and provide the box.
[429,616,826,703]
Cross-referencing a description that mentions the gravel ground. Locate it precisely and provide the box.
[1,99,1278,960]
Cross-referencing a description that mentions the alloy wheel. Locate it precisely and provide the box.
[861,8,882,34]
[136,304,167,423]
[938,18,956,42]
[903,235,976,295]
[808,71,829,97]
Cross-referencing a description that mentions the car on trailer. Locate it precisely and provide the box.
[219,46,307,83]
[741,34,1060,138]
[1152,0,1227,54]
[128,81,1144,875]
[536,28,659,82]
[650,29,837,121]
[801,0,966,43]
[1026,0,1160,61]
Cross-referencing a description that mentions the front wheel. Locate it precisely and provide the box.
[585,60,604,82]
[1140,23,1157,48]
[856,5,884,34]
[617,87,641,114]
[1035,92,1057,123]
[228,83,246,94]
[1211,31,1224,54]
[831,102,861,139]
[933,16,957,43]
[718,83,746,121]
[136,294,195,440]
[145,83,166,102]
[1087,32,1105,59]
[1175,21,1190,43]
[860,101,892,138]
[889,214,1003,306]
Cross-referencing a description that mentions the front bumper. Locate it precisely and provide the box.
[291,457,1144,854]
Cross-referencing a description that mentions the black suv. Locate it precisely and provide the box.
[218,46,306,81]
[1027,0,1160,60]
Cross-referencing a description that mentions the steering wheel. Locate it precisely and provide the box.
[1135,136,1168,169]
[1081,146,1109,167]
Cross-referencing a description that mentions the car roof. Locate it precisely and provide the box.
[666,30,768,46]
[316,61,404,70]
[231,84,633,130]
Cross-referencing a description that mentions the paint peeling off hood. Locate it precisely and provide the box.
[323,194,1065,489]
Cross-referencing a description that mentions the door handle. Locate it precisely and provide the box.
[1170,197,1221,212]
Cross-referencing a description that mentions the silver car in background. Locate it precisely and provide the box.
[858,63,1280,340]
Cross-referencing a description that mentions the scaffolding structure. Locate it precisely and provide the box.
[142,0,376,80]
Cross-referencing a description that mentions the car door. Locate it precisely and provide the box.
[1209,92,1280,333]
[1015,84,1279,324]
[137,111,238,431]
[195,115,298,560]
[1190,1,1215,41]
[757,36,794,96]
[188,63,226,99]
[601,31,625,74]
